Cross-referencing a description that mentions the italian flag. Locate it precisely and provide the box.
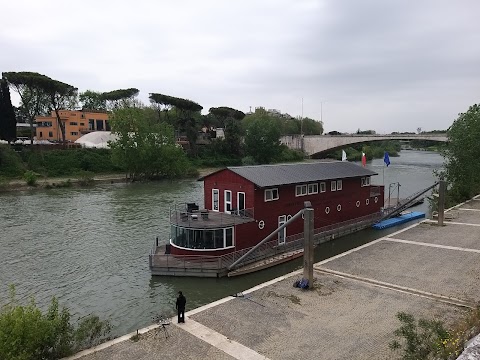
[361,152,366,167]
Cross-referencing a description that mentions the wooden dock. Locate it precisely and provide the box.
[149,213,381,277]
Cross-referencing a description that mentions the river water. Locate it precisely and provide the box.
[0,150,443,336]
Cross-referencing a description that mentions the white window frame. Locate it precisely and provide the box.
[295,184,308,197]
[212,189,219,211]
[336,180,342,191]
[320,182,326,193]
[224,190,232,213]
[308,183,318,194]
[265,188,279,202]
[361,177,371,187]
[331,181,337,192]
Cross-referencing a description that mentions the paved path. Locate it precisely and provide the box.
[66,195,480,360]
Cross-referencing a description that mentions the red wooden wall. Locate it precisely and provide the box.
[201,169,384,251]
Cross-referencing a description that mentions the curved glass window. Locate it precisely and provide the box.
[170,225,235,250]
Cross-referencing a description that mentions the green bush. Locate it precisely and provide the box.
[21,148,121,178]
[0,285,111,360]
[241,156,257,166]
[389,312,450,360]
[77,170,95,186]
[23,170,38,186]
[0,145,25,178]
[275,146,305,163]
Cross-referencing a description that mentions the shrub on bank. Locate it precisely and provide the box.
[0,285,111,360]
[0,145,25,178]
[23,170,38,186]
[21,148,122,177]
[389,307,480,359]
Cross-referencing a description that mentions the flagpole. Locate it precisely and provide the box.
[383,163,385,186]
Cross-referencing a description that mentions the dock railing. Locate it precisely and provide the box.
[150,212,382,275]
[170,203,254,228]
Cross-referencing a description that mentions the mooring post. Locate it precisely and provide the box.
[303,205,314,288]
[438,180,446,226]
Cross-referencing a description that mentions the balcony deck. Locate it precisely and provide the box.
[170,209,255,229]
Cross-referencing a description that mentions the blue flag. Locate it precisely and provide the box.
[384,152,390,167]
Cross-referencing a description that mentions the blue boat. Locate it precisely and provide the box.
[372,211,425,230]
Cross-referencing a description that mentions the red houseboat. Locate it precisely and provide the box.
[150,161,384,276]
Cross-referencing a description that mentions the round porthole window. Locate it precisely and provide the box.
[366,198,370,205]
[356,201,360,207]
[325,207,330,214]
[258,220,265,229]
[374,196,378,203]
[337,204,341,212]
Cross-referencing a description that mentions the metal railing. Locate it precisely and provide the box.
[150,212,383,274]
[169,204,254,228]
[380,182,439,220]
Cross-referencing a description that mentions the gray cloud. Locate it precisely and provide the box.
[1,0,479,132]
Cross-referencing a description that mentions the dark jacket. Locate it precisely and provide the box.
[176,294,186,310]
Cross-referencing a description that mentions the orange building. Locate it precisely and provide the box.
[36,110,110,142]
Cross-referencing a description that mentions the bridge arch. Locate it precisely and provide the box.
[280,134,447,157]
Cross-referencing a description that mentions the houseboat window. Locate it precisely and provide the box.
[224,190,232,213]
[171,226,234,249]
[212,189,219,211]
[226,228,233,247]
[215,229,224,248]
[295,184,307,197]
[361,177,371,187]
[320,182,326,193]
[237,192,245,211]
[331,181,337,192]
[337,180,342,191]
[265,188,279,202]
[308,183,318,194]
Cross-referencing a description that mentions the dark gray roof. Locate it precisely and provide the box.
[222,161,377,188]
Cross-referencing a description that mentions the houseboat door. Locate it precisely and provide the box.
[237,192,245,214]
[278,215,286,245]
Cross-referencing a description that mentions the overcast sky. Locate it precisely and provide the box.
[1,0,479,133]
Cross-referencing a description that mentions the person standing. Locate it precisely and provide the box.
[176,291,186,323]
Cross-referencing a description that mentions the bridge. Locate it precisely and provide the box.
[280,134,447,156]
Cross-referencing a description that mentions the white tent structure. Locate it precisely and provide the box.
[75,131,118,149]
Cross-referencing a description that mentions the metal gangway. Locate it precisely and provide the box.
[379,182,439,221]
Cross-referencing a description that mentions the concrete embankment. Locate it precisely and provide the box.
[65,195,480,360]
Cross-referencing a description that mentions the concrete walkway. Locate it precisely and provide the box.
[66,195,480,360]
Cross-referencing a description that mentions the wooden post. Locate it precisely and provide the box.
[303,208,314,288]
[438,180,446,226]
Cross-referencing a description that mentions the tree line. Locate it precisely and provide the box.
[0,71,324,179]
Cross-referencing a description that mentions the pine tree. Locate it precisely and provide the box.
[0,79,17,142]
